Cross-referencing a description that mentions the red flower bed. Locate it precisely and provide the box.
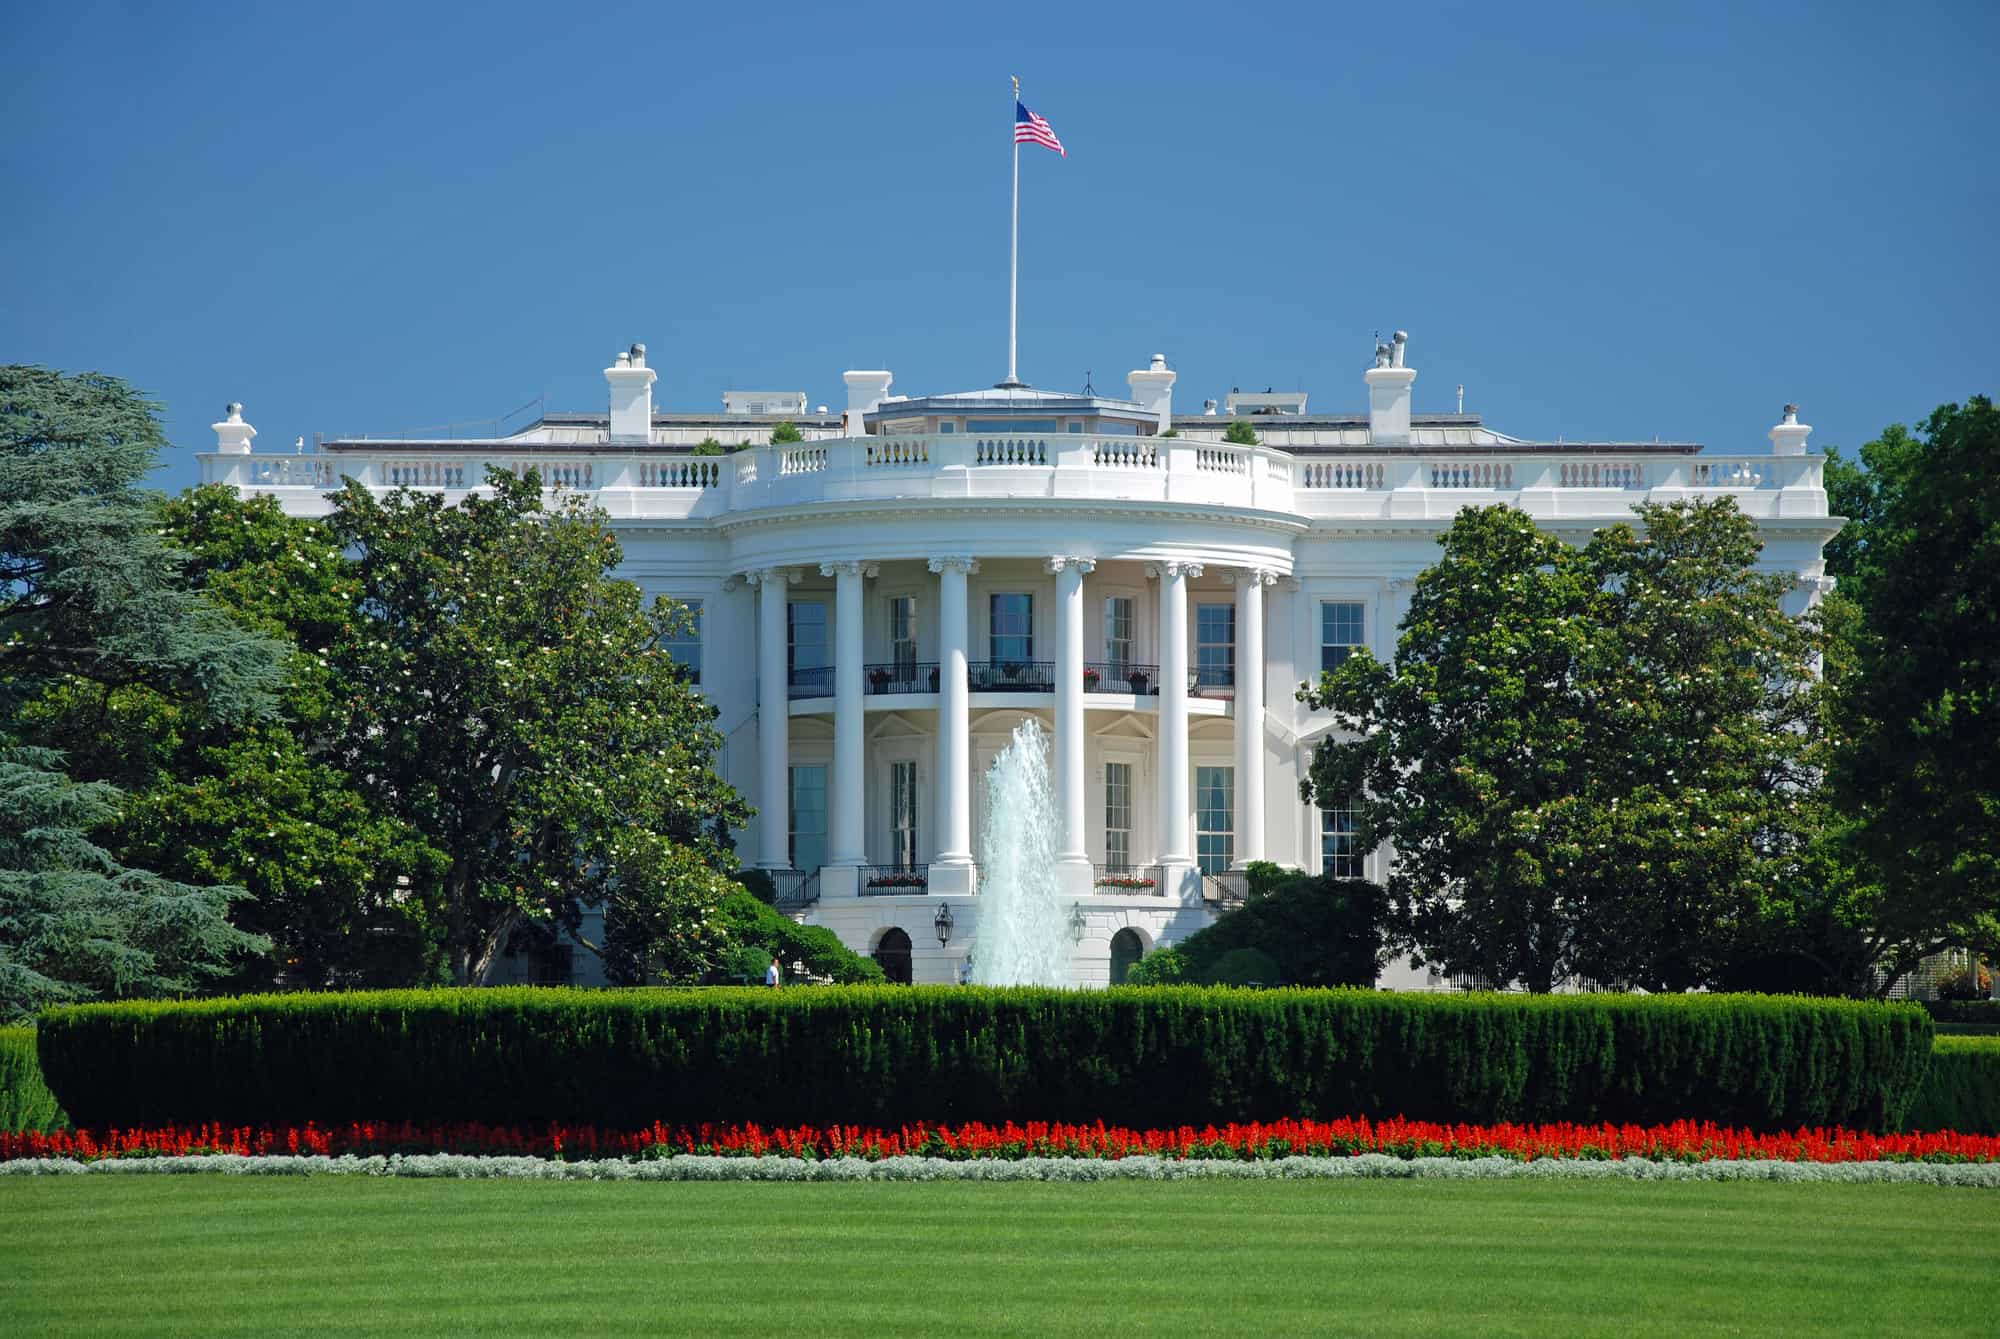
[6,1117,1999,1164]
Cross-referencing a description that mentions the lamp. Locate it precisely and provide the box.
[933,901,955,948]
[1068,902,1087,943]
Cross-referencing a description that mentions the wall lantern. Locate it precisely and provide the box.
[933,901,955,948]
[1068,902,1088,943]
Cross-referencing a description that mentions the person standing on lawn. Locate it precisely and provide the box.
[765,954,781,988]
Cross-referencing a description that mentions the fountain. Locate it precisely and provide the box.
[969,718,1071,986]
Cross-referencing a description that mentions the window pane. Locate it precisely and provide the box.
[664,598,702,683]
[1105,597,1133,672]
[1104,762,1132,870]
[1195,766,1234,876]
[1197,603,1235,687]
[990,593,1033,662]
[789,601,827,671]
[789,766,827,871]
[890,596,918,677]
[1320,601,1364,672]
[891,761,918,868]
[1320,797,1362,880]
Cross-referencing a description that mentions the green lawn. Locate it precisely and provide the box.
[3,1177,1995,1337]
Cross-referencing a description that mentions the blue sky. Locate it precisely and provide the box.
[5,1,1994,494]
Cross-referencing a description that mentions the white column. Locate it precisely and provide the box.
[1155,560,1200,897]
[930,556,977,893]
[753,567,794,869]
[824,560,873,868]
[1231,569,1273,868]
[1049,555,1095,894]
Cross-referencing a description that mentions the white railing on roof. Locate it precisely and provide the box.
[199,438,1826,524]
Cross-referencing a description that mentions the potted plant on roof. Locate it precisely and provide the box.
[1127,668,1149,694]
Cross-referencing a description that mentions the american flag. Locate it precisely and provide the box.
[1014,101,1065,157]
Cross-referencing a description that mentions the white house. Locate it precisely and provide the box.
[207,333,1837,988]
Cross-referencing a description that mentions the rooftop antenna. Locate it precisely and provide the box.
[1457,384,1465,414]
[1082,370,1096,396]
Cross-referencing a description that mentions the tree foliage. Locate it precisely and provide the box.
[768,421,804,445]
[1302,500,1821,992]
[0,368,286,1017]
[1221,419,1259,446]
[1824,398,2000,986]
[325,469,749,984]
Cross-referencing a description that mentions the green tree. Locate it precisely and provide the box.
[690,437,726,457]
[1132,874,1384,987]
[0,367,286,1016]
[1301,500,1820,992]
[1826,398,2000,988]
[23,487,449,989]
[1221,419,1259,446]
[768,421,804,445]
[325,469,749,984]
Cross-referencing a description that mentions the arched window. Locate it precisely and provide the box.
[874,927,913,985]
[1109,928,1146,985]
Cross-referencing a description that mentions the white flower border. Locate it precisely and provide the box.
[3,1153,1997,1186]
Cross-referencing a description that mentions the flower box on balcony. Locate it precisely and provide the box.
[868,669,891,692]
[1126,672,1149,694]
[865,873,929,889]
[1093,876,1157,890]
[1083,668,1100,687]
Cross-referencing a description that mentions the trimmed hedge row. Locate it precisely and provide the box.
[37,987,1932,1132]
[0,1029,67,1133]
[1904,1036,2000,1135]
[1921,999,2000,1026]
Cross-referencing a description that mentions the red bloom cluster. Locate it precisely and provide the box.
[5,1116,1997,1165]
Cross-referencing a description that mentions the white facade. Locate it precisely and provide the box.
[210,337,1838,988]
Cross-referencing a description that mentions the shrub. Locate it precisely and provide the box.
[768,421,804,445]
[1202,948,1284,986]
[711,891,885,985]
[1,1028,67,1132]
[1935,962,1994,1002]
[1919,999,2000,1026]
[1123,946,1190,985]
[1221,419,1259,446]
[690,437,727,457]
[38,987,1930,1133]
[1163,876,1384,988]
[1903,1036,2000,1135]
[733,869,779,906]
[722,944,773,986]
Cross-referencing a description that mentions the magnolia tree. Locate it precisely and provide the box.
[1301,500,1822,993]
[325,469,749,985]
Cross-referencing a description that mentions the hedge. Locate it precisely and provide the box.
[1,1029,67,1133]
[1904,1036,2000,1135]
[37,988,1931,1133]
[1920,999,2000,1026]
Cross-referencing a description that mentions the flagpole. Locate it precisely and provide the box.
[1008,74,1020,387]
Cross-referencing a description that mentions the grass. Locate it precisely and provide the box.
[3,1178,1996,1337]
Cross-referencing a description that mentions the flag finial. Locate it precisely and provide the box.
[1012,75,1019,97]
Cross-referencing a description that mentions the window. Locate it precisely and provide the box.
[1196,603,1235,691]
[967,419,1058,433]
[891,761,919,869]
[1104,597,1134,675]
[990,593,1033,663]
[789,600,827,693]
[874,927,913,985]
[890,596,918,680]
[789,765,826,872]
[662,598,702,683]
[1104,762,1133,871]
[1195,766,1234,875]
[1320,601,1365,671]
[1109,928,1145,984]
[937,419,956,433]
[1321,797,1363,879]
[1067,421,1085,433]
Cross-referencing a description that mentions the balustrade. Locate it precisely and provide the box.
[1298,460,1384,489]
[1090,439,1159,469]
[385,460,467,488]
[1558,461,1645,489]
[974,437,1047,465]
[1195,446,1249,474]
[1429,461,1512,488]
[516,460,592,489]
[637,458,721,488]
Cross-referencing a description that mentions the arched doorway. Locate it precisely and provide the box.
[874,927,913,985]
[1110,928,1146,984]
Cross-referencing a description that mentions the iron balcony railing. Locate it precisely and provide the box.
[771,870,821,910]
[968,660,1055,692]
[1084,662,1160,694]
[860,863,929,894]
[1191,665,1236,698]
[787,666,834,699]
[865,662,940,694]
[1092,863,1166,895]
[1202,870,1250,907]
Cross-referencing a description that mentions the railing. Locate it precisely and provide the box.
[969,660,1055,692]
[1084,661,1159,694]
[859,864,929,894]
[1091,440,1159,469]
[771,870,820,911]
[246,457,337,488]
[865,437,930,468]
[1092,864,1165,896]
[780,446,827,475]
[386,460,467,488]
[1559,461,1643,489]
[1202,870,1250,907]
[515,459,594,489]
[787,666,834,699]
[1195,446,1250,474]
[974,437,1047,465]
[1429,461,1513,489]
[865,662,940,694]
[1298,460,1385,489]
[1190,665,1235,698]
[1691,458,1768,487]
[637,458,721,488]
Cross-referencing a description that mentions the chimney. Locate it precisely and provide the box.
[842,369,893,436]
[1768,402,1812,456]
[212,401,257,454]
[605,342,656,442]
[1127,353,1176,433]
[1365,330,1416,446]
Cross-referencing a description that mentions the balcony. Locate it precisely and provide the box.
[867,662,940,694]
[1084,662,1159,694]
[859,864,929,895]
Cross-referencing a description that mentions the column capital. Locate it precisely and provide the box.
[928,556,980,575]
[1044,555,1097,575]
[1148,559,1203,580]
[820,560,880,579]
[743,566,800,587]
[1384,575,1412,593]
[1221,567,1280,587]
